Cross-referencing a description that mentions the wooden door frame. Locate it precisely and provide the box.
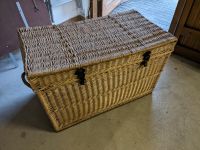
[91,0,98,18]
[90,0,123,18]
[169,0,200,63]
[169,0,194,37]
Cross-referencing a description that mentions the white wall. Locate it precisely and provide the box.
[51,0,89,24]
[81,0,90,17]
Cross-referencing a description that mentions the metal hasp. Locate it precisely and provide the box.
[75,68,86,85]
[141,51,151,67]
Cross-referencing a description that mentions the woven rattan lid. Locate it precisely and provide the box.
[18,10,177,76]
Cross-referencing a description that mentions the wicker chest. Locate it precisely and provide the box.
[18,10,177,131]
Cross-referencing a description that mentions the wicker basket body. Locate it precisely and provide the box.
[18,11,177,131]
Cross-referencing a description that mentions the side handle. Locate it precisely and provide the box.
[21,72,31,88]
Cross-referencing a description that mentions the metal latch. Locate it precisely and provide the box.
[141,51,151,67]
[75,68,86,85]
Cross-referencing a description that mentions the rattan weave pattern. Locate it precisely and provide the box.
[18,10,177,131]
[18,10,176,76]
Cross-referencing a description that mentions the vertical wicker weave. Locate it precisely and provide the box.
[18,10,177,131]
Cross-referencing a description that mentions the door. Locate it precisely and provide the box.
[91,0,122,18]
[101,0,122,16]
[169,0,200,63]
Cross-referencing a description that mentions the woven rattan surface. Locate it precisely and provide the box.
[18,10,176,77]
[19,10,177,131]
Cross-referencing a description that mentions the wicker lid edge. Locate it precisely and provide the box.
[25,40,177,78]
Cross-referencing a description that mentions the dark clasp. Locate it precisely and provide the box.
[75,68,86,85]
[141,51,151,67]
